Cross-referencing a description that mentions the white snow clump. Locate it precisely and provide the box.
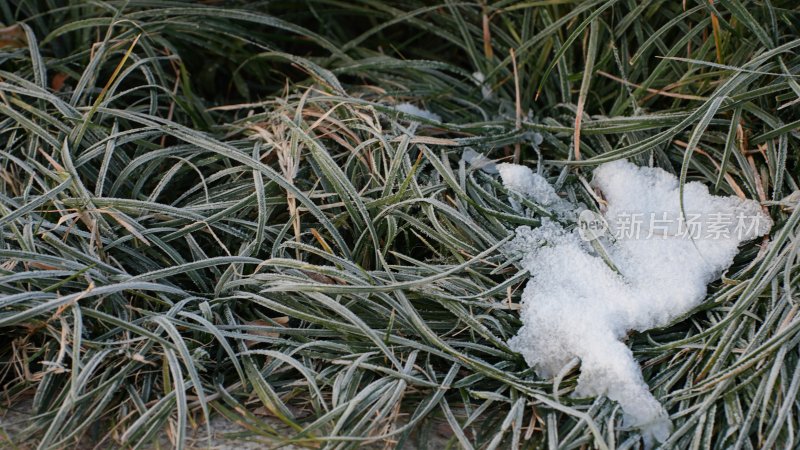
[503,159,772,447]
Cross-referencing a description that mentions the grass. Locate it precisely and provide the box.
[0,0,798,448]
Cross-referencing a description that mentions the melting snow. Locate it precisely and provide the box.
[504,160,772,447]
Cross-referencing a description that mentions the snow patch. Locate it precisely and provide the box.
[473,71,493,100]
[497,163,560,206]
[393,103,441,122]
[497,163,576,220]
[505,160,772,447]
[462,149,498,174]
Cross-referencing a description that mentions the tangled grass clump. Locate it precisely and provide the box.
[0,1,799,449]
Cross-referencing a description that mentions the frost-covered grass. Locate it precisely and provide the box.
[0,1,798,449]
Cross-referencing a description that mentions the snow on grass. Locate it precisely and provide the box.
[497,162,577,220]
[462,148,498,174]
[497,163,561,207]
[393,102,441,122]
[472,71,493,100]
[504,160,772,447]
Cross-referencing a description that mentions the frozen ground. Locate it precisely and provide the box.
[1,402,449,449]
[0,403,298,450]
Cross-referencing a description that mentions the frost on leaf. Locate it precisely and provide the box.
[503,160,772,447]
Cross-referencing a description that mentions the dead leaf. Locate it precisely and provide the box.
[51,72,68,91]
[301,269,339,285]
[37,147,65,172]
[252,406,271,417]
[30,262,59,270]
[390,136,459,146]
[244,317,288,347]
[0,24,26,48]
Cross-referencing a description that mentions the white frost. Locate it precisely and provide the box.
[506,160,772,447]
[393,103,441,122]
